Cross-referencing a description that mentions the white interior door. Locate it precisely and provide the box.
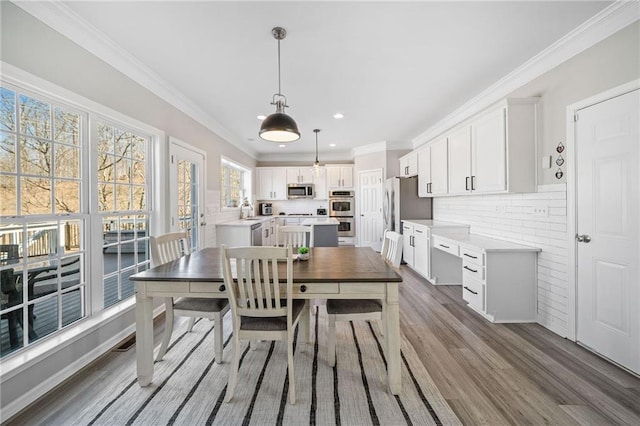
[576,89,639,374]
[170,140,205,251]
[359,169,383,251]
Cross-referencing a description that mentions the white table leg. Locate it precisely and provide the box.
[300,300,311,343]
[385,282,401,394]
[136,290,154,386]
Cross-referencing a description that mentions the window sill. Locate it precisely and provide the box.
[0,298,136,382]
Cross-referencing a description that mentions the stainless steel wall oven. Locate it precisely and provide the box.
[329,190,355,237]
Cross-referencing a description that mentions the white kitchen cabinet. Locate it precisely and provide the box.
[417,137,448,197]
[447,98,538,195]
[263,218,276,246]
[399,151,418,177]
[256,167,287,200]
[286,167,314,184]
[327,165,353,189]
[432,232,540,322]
[313,166,328,199]
[402,220,470,282]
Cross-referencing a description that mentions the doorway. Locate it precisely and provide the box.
[570,84,639,375]
[169,138,206,251]
[358,169,383,251]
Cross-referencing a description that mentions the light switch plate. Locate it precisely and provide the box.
[541,155,552,169]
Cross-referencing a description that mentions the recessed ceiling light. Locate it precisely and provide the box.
[333,113,344,119]
[279,144,286,148]
[257,115,267,120]
[329,143,336,147]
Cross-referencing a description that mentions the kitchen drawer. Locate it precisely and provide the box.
[293,282,339,295]
[190,282,228,294]
[433,236,459,256]
[462,259,484,282]
[462,278,484,311]
[460,246,484,266]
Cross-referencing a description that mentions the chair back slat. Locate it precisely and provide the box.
[222,246,291,318]
[276,225,313,248]
[381,231,403,268]
[150,232,189,266]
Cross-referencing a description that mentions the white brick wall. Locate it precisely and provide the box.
[433,183,569,337]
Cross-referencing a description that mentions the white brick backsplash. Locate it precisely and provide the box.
[433,184,569,337]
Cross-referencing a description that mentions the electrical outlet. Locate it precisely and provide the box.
[533,202,549,217]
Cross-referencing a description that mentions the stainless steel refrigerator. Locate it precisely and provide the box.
[383,177,432,232]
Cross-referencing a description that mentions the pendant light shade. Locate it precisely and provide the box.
[259,27,300,143]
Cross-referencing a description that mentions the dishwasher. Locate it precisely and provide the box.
[250,222,263,246]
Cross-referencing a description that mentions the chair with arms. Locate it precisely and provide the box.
[326,230,403,367]
[275,225,313,249]
[221,245,306,404]
[150,232,229,362]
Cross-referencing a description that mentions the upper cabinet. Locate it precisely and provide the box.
[448,99,538,195]
[313,167,328,199]
[412,98,538,197]
[286,167,314,184]
[327,165,354,189]
[399,151,418,177]
[256,167,287,200]
[418,137,448,197]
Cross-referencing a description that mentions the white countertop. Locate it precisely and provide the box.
[433,232,541,253]
[217,215,331,227]
[401,219,470,229]
[301,217,339,226]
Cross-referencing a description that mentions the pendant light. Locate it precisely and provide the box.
[312,129,321,174]
[259,27,300,143]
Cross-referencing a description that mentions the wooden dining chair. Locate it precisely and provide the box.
[150,232,229,363]
[326,230,403,367]
[275,225,313,248]
[221,245,306,404]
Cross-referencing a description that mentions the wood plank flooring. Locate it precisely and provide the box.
[7,265,640,425]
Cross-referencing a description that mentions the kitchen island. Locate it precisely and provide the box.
[302,217,339,247]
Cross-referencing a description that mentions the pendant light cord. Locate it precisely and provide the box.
[277,38,282,96]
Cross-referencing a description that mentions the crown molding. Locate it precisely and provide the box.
[12,0,257,159]
[352,141,387,157]
[411,0,640,147]
[258,150,353,163]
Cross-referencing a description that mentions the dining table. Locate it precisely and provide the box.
[130,246,403,394]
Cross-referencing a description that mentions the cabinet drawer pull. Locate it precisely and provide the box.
[463,286,478,295]
[465,177,470,190]
[463,265,478,273]
[416,229,423,234]
[471,175,476,190]
[219,285,226,292]
[463,253,478,259]
[300,285,307,293]
[439,244,450,249]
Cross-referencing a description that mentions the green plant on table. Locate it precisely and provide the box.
[298,246,309,255]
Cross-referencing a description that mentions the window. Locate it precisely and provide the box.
[220,157,250,208]
[0,82,154,358]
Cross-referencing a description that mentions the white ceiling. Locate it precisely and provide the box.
[34,1,612,160]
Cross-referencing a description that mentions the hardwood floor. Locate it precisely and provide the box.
[7,265,640,425]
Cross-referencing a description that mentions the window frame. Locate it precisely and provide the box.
[220,156,251,210]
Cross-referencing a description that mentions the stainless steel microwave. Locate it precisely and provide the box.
[287,184,314,199]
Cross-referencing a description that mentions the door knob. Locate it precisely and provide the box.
[576,234,591,243]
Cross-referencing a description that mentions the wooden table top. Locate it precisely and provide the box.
[131,246,402,283]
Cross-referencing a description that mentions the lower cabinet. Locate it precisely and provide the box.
[432,233,540,323]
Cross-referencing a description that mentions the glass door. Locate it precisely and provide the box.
[170,140,205,251]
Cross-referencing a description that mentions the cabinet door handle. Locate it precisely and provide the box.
[465,177,470,191]
[463,253,478,259]
[429,182,433,193]
[471,175,476,190]
[439,244,450,249]
[463,286,478,295]
[463,265,478,273]
[416,229,423,234]
[219,285,226,292]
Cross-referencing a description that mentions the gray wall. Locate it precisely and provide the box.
[510,21,639,185]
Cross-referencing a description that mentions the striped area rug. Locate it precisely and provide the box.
[74,306,460,426]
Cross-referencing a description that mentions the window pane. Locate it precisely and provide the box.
[54,144,80,178]
[19,95,51,139]
[115,130,132,157]
[0,175,17,216]
[97,123,114,154]
[120,269,135,299]
[98,183,115,212]
[30,296,58,341]
[130,135,145,161]
[53,107,80,145]
[132,185,145,210]
[0,132,16,173]
[20,137,51,176]
[21,178,52,215]
[62,220,82,254]
[132,160,145,184]
[116,157,131,184]
[97,153,114,183]
[1,268,22,310]
[1,307,24,357]
[103,275,118,308]
[62,288,83,327]
[0,87,16,131]
[26,221,57,258]
[29,259,59,302]
[55,180,80,214]
[115,185,131,211]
